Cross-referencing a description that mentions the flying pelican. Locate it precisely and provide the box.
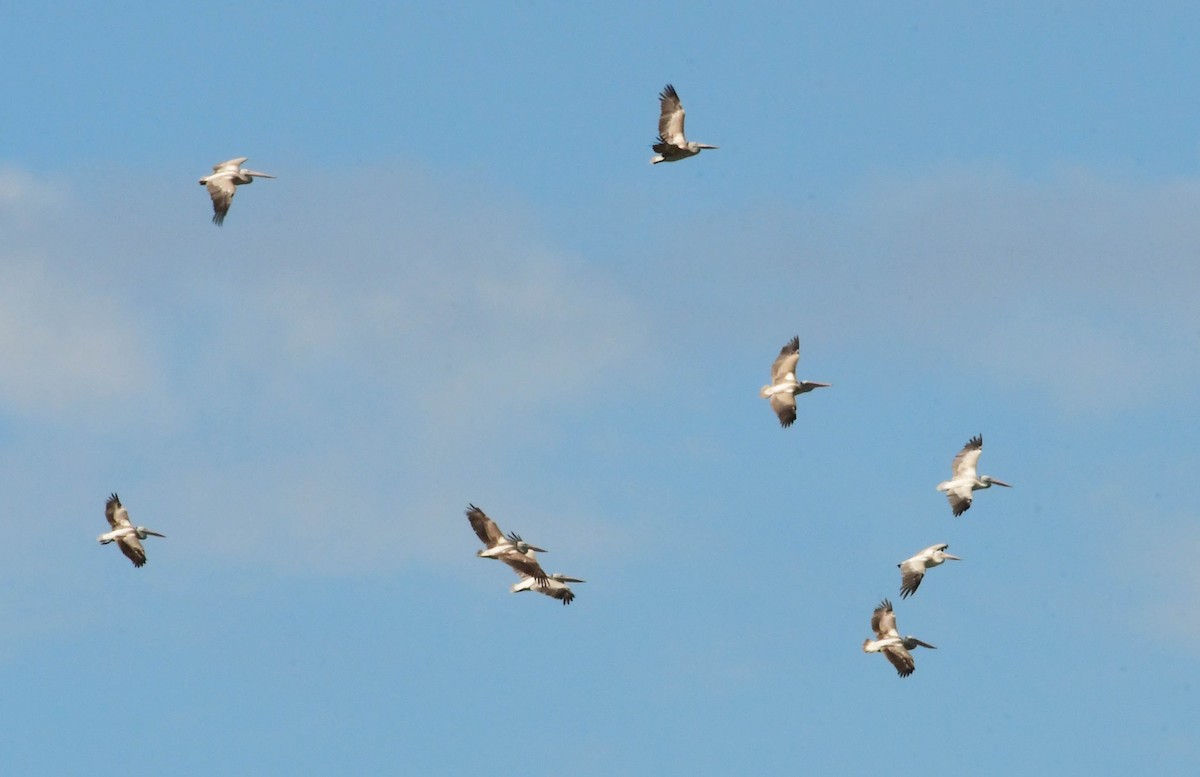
[862,599,935,678]
[466,504,549,584]
[898,543,961,598]
[650,84,718,164]
[97,493,165,568]
[936,434,1011,516]
[199,157,276,225]
[512,572,585,605]
[759,336,830,428]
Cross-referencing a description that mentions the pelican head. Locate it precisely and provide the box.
[691,143,719,151]
[936,550,962,562]
[136,527,166,539]
[902,637,936,651]
[507,532,547,554]
[980,476,1012,489]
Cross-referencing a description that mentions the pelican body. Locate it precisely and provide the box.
[898,543,961,598]
[97,493,165,568]
[650,84,718,164]
[936,434,1011,516]
[759,336,830,428]
[512,573,585,605]
[466,504,550,585]
[862,599,935,678]
[199,157,276,225]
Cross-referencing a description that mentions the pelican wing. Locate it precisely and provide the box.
[545,585,575,605]
[945,484,973,517]
[882,645,916,677]
[118,535,147,568]
[465,504,507,548]
[657,84,687,147]
[769,393,798,428]
[503,550,549,584]
[950,435,983,479]
[105,493,131,529]
[870,599,899,639]
[899,561,925,599]
[206,176,237,225]
[770,336,801,383]
[212,157,248,173]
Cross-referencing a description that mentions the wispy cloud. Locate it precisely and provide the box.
[0,161,650,573]
[0,258,171,425]
[627,164,1200,416]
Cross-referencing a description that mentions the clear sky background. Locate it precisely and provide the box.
[1,2,1198,774]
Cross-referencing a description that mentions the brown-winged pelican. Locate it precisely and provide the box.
[512,572,585,605]
[936,435,1011,516]
[899,543,961,598]
[466,504,549,584]
[862,599,935,677]
[650,84,718,164]
[97,493,165,568]
[199,157,275,225]
[759,336,830,428]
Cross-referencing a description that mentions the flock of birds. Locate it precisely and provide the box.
[97,84,1013,678]
[865,433,1011,677]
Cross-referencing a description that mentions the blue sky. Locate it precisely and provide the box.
[1,2,1198,774]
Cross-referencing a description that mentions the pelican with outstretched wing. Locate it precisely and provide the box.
[97,493,165,568]
[650,84,718,164]
[512,572,585,605]
[862,599,935,678]
[759,336,830,428]
[199,157,276,225]
[898,543,961,598]
[936,435,1011,516]
[466,504,549,585]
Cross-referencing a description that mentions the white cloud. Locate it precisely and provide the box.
[630,164,1200,415]
[0,260,172,425]
[0,161,650,573]
[0,167,65,214]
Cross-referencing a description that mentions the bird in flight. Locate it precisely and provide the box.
[862,599,936,678]
[898,543,961,598]
[936,435,1011,516]
[650,84,718,164]
[759,336,829,428]
[199,157,276,225]
[97,493,165,568]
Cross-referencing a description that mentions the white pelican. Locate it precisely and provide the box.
[199,157,275,225]
[759,336,830,428]
[466,504,549,584]
[862,599,935,678]
[650,84,718,164]
[898,543,961,598]
[512,572,585,605]
[936,434,1011,516]
[97,493,165,568]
